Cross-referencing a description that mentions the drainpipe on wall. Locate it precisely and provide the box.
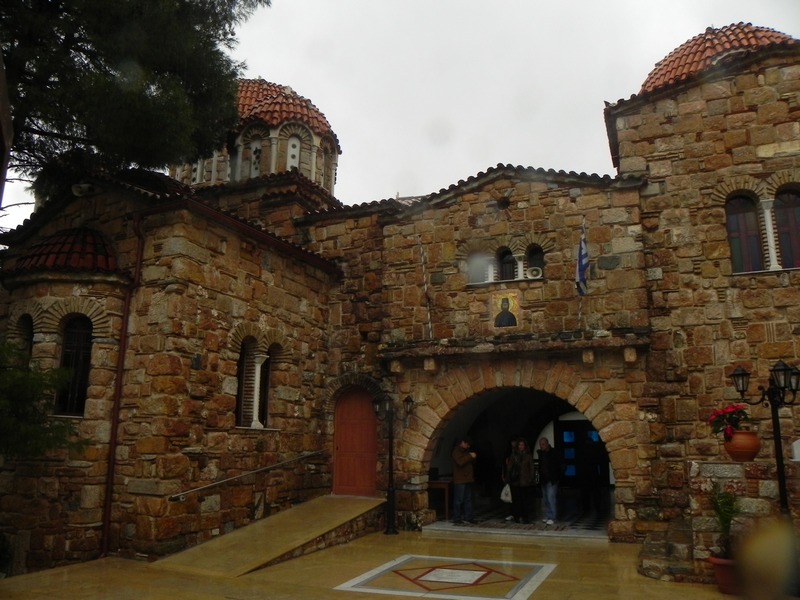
[100,214,145,556]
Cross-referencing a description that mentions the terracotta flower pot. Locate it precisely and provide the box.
[709,555,740,595]
[723,430,761,462]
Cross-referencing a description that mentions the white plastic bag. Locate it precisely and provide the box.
[500,483,512,503]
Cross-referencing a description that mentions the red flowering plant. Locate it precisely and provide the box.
[708,404,751,441]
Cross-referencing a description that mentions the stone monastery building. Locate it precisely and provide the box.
[0,22,799,581]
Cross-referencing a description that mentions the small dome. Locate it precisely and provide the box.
[237,79,340,152]
[8,228,119,274]
[640,23,798,95]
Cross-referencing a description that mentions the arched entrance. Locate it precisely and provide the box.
[426,387,612,528]
[333,387,377,496]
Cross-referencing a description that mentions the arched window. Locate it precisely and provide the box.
[774,190,800,269]
[249,138,262,178]
[525,245,545,279]
[467,252,493,284]
[55,315,93,416]
[496,247,516,281]
[235,337,272,428]
[18,314,34,361]
[725,195,764,273]
[287,135,302,170]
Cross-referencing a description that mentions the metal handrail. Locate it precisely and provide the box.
[168,450,327,502]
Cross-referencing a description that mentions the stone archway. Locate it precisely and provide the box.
[393,355,639,538]
[425,386,613,526]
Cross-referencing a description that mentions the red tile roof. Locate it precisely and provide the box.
[237,79,336,141]
[8,228,119,274]
[640,22,799,95]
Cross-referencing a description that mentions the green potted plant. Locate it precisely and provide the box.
[708,483,741,594]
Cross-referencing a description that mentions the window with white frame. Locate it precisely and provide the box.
[774,189,800,269]
[467,244,546,284]
[235,337,273,428]
[725,195,764,273]
[496,247,517,281]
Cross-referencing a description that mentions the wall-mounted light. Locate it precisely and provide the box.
[729,360,800,514]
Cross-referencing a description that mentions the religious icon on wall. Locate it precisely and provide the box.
[492,293,519,328]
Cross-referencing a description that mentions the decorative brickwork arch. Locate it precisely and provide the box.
[39,297,112,337]
[323,372,384,415]
[710,175,766,205]
[7,302,46,342]
[227,324,291,428]
[455,238,495,259]
[241,124,271,145]
[278,123,313,145]
[226,323,291,362]
[520,232,556,253]
[456,234,554,260]
[764,169,800,198]
[713,176,772,272]
[239,124,273,179]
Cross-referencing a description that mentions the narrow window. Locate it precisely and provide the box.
[525,245,545,279]
[725,196,764,273]
[236,337,258,427]
[55,316,93,416]
[287,135,301,170]
[235,337,272,428]
[497,247,516,281]
[18,314,34,361]
[258,354,271,428]
[774,190,800,269]
[249,139,262,178]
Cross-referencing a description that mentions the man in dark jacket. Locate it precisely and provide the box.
[537,437,563,525]
[451,436,477,524]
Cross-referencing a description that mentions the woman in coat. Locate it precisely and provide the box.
[504,437,535,523]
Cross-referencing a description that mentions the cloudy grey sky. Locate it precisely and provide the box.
[2,0,799,224]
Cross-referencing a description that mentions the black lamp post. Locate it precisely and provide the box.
[730,360,800,515]
[373,394,415,535]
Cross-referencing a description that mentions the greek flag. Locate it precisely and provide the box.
[575,222,589,296]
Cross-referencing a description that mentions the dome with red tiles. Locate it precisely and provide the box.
[7,228,120,275]
[237,79,340,150]
[640,22,799,95]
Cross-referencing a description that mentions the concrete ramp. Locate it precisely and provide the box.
[153,495,384,578]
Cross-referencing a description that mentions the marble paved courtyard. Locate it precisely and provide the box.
[0,528,723,600]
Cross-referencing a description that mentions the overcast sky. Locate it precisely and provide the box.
[2,0,800,226]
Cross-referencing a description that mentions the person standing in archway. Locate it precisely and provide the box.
[537,437,563,525]
[505,437,535,523]
[451,436,478,525]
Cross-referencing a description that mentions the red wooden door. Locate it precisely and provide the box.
[333,389,377,496]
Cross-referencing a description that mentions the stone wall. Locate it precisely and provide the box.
[0,190,340,572]
[639,459,798,583]
[609,49,800,541]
